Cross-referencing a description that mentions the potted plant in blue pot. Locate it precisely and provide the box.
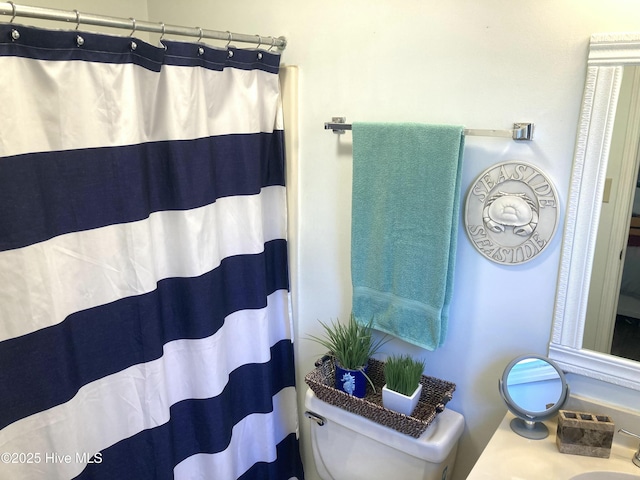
[308,314,387,398]
[382,354,426,416]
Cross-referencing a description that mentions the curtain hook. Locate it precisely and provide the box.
[268,37,276,51]
[73,10,81,30]
[225,31,232,48]
[8,1,16,23]
[129,18,136,37]
[256,35,262,49]
[159,22,167,51]
[197,27,203,43]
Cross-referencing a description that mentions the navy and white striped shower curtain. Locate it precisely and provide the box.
[0,24,303,480]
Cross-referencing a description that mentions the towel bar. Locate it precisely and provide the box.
[323,117,534,141]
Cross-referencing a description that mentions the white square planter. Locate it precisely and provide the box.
[382,383,422,416]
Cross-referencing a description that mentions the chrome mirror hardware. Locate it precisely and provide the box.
[619,429,640,467]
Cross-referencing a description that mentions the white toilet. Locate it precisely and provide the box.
[305,389,465,480]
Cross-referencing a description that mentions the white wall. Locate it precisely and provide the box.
[12,1,640,479]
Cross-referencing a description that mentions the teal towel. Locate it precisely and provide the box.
[351,122,465,350]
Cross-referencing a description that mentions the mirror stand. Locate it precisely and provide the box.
[509,418,550,440]
[499,354,570,440]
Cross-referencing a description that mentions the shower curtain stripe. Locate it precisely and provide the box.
[0,57,283,159]
[0,26,281,74]
[77,353,297,480]
[0,24,303,480]
[0,134,286,252]
[0,188,287,342]
[0,304,293,456]
[2,338,295,475]
[0,246,289,430]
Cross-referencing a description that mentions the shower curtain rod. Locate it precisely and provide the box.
[325,118,535,141]
[0,2,287,50]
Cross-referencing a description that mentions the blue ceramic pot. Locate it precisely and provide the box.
[334,363,369,398]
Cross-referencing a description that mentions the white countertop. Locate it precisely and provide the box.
[467,412,640,480]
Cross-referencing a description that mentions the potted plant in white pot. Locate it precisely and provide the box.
[308,314,387,398]
[382,355,426,416]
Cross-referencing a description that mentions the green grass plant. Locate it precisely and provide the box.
[384,355,426,396]
[307,314,387,370]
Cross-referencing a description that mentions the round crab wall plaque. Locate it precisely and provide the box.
[464,161,559,265]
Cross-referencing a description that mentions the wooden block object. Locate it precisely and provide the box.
[556,410,615,458]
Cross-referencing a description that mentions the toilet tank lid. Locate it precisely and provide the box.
[305,389,465,463]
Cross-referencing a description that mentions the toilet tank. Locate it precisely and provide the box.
[305,389,465,480]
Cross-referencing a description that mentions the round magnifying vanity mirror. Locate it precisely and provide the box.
[498,354,569,440]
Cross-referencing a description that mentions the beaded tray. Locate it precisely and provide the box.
[305,356,456,438]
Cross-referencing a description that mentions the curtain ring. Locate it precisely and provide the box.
[8,1,16,23]
[255,35,262,49]
[268,37,276,51]
[129,18,136,36]
[225,31,232,48]
[197,27,203,43]
[74,10,81,30]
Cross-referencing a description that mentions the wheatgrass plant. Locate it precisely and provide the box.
[307,314,387,371]
[384,355,426,396]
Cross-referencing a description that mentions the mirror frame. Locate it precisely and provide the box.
[499,354,569,418]
[499,354,569,439]
[549,32,640,391]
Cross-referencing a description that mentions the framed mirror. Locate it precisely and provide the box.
[549,32,640,391]
[499,355,569,440]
